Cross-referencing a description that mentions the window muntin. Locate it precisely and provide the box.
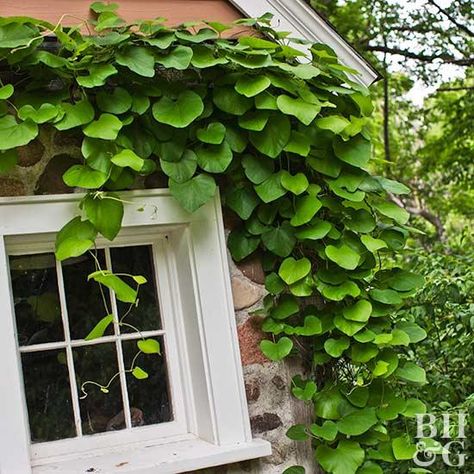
[8,238,184,460]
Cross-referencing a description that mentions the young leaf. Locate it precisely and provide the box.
[137,338,161,354]
[85,314,114,341]
[83,193,124,240]
[260,337,293,361]
[88,271,138,303]
[132,366,149,380]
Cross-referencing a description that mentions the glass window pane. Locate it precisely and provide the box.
[62,250,111,340]
[9,253,64,346]
[75,343,125,435]
[110,246,161,332]
[122,337,172,427]
[22,350,76,443]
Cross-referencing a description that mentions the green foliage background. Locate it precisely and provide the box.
[2,1,470,473]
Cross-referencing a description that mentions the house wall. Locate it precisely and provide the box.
[0,131,317,474]
[0,0,242,27]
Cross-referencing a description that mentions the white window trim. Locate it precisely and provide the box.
[0,189,271,474]
[229,0,379,87]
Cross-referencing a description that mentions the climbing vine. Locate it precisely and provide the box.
[0,2,428,473]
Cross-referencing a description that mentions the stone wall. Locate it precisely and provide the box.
[0,133,317,473]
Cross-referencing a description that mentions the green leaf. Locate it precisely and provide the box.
[137,338,161,354]
[0,115,38,151]
[260,337,293,361]
[190,44,227,68]
[0,23,38,48]
[295,220,332,240]
[116,46,155,77]
[310,421,338,441]
[317,280,360,301]
[196,142,233,173]
[396,322,427,343]
[254,172,286,203]
[402,398,427,418]
[56,100,95,131]
[228,229,259,261]
[343,300,372,322]
[169,173,216,213]
[55,217,97,261]
[316,115,350,134]
[77,63,118,88]
[226,187,259,220]
[153,91,203,128]
[333,135,371,169]
[279,257,311,285]
[276,95,320,125]
[386,270,424,291]
[132,366,149,380]
[241,154,274,184]
[160,149,197,183]
[213,87,253,115]
[249,114,291,158]
[369,288,403,305]
[337,407,377,436]
[265,273,285,295]
[292,380,317,401]
[350,343,378,363]
[63,165,108,189]
[283,466,305,474]
[325,244,360,270]
[316,441,365,474]
[357,462,383,474]
[238,111,269,131]
[83,113,122,140]
[88,271,137,303]
[18,103,59,124]
[286,424,309,441]
[0,84,14,100]
[395,362,426,384]
[284,131,311,156]
[281,172,309,195]
[324,337,350,357]
[392,436,417,460]
[290,195,322,226]
[96,87,132,114]
[176,28,217,43]
[376,176,410,195]
[235,75,271,97]
[361,235,388,253]
[262,222,296,257]
[83,193,124,240]
[271,295,299,320]
[85,314,114,341]
[0,149,17,173]
[294,316,322,336]
[155,45,193,70]
[334,313,366,336]
[111,149,145,172]
[196,122,226,145]
[374,202,410,225]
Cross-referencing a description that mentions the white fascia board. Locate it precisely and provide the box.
[229,0,379,87]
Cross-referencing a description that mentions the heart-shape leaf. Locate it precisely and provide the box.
[77,63,118,88]
[337,407,377,436]
[260,336,293,361]
[316,441,365,474]
[296,219,332,240]
[294,316,322,336]
[235,75,271,97]
[196,142,233,173]
[279,257,311,285]
[343,300,372,322]
[262,223,296,257]
[310,421,338,441]
[290,195,322,226]
[137,338,161,354]
[132,366,149,380]
[55,217,97,261]
[0,115,38,150]
[111,149,145,172]
[196,122,226,144]
[160,149,197,183]
[63,165,108,189]
[155,45,193,70]
[18,103,60,124]
[116,46,155,77]
[83,113,122,140]
[0,84,14,100]
[277,94,321,125]
[325,244,360,270]
[254,172,287,203]
[334,135,371,169]
[324,337,350,357]
[96,87,132,114]
[153,91,204,128]
[249,114,291,158]
[242,153,274,184]
[281,171,309,195]
[169,173,216,213]
[334,313,366,336]
[292,380,317,401]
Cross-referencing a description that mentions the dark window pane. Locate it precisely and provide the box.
[22,350,75,442]
[62,251,111,340]
[122,337,172,427]
[10,253,63,346]
[75,343,125,435]
[110,246,161,332]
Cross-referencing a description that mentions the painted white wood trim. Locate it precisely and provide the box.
[32,437,272,474]
[230,0,378,86]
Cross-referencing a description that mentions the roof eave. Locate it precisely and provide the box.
[229,0,380,87]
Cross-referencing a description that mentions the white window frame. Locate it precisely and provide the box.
[0,189,271,474]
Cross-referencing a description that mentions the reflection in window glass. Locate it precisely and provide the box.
[123,337,172,426]
[75,343,124,435]
[62,251,109,340]
[110,246,162,332]
[22,350,75,443]
[9,253,63,346]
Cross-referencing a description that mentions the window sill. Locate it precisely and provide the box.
[32,436,272,473]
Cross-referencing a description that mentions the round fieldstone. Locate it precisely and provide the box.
[17,139,45,167]
[35,154,78,195]
[0,177,26,196]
